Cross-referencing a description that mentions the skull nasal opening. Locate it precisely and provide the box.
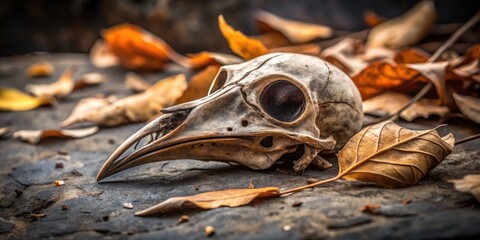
[208,68,228,94]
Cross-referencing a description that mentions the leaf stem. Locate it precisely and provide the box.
[366,11,480,126]
[279,176,340,195]
[455,133,480,145]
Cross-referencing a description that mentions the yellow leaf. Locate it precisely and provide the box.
[449,175,480,202]
[13,126,99,144]
[337,121,454,188]
[218,15,269,60]
[135,187,279,216]
[255,10,332,44]
[0,88,46,111]
[367,0,436,49]
[61,74,187,127]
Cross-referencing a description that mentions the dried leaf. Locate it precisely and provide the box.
[89,40,119,68]
[218,15,269,60]
[363,92,449,121]
[135,187,279,216]
[102,24,188,71]
[367,0,436,49]
[449,175,480,202]
[270,43,321,56]
[252,32,291,48]
[452,93,480,124]
[0,88,48,111]
[13,126,99,144]
[175,65,221,104]
[125,72,151,93]
[74,73,106,89]
[185,52,243,69]
[25,66,77,100]
[61,74,187,127]
[337,121,454,188]
[364,10,385,27]
[394,48,429,64]
[255,10,332,44]
[27,61,55,78]
[0,127,11,138]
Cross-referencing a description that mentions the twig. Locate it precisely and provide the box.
[455,133,480,145]
[279,176,339,195]
[366,11,480,126]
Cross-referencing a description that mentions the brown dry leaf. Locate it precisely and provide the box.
[13,126,99,144]
[449,175,480,202]
[394,48,429,64]
[25,66,77,100]
[270,43,321,56]
[89,40,119,68]
[61,74,187,127]
[364,10,385,27]
[185,52,243,69]
[452,93,480,124]
[337,121,454,188]
[252,32,291,48]
[367,0,436,49]
[74,73,106,89]
[0,127,11,138]
[218,15,269,60]
[255,10,332,44]
[175,65,221,104]
[27,61,55,78]
[0,88,48,111]
[102,24,189,71]
[135,187,279,216]
[363,92,449,121]
[125,72,151,93]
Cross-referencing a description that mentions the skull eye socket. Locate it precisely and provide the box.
[259,80,306,122]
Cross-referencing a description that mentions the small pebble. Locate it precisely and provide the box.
[205,226,215,236]
[359,204,380,214]
[53,180,64,187]
[30,213,46,220]
[282,225,292,231]
[292,201,303,207]
[108,139,115,144]
[55,162,64,169]
[61,205,68,211]
[248,181,255,189]
[15,189,23,197]
[178,215,189,223]
[123,202,134,209]
[402,198,412,205]
[306,177,319,184]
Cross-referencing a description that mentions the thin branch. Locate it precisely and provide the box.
[279,176,339,195]
[455,133,480,145]
[366,11,480,126]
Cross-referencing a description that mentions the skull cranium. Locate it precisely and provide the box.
[96,53,363,181]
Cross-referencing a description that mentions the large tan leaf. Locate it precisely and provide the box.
[135,187,279,216]
[363,92,449,121]
[255,10,332,44]
[452,93,480,124]
[61,74,187,127]
[218,15,269,60]
[13,126,98,144]
[337,121,454,188]
[25,66,77,100]
[449,175,480,202]
[367,0,436,49]
[0,88,48,111]
[175,65,221,104]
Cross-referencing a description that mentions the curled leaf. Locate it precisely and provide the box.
[125,72,151,93]
[363,92,449,121]
[255,10,332,43]
[13,126,99,144]
[0,88,48,111]
[27,61,55,78]
[61,74,187,127]
[89,40,119,68]
[337,121,454,188]
[185,52,243,69]
[449,175,480,202]
[74,73,106,89]
[367,0,436,49]
[25,66,77,100]
[135,187,279,216]
[452,93,480,124]
[175,65,221,104]
[218,15,269,60]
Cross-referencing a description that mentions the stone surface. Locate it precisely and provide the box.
[0,54,480,239]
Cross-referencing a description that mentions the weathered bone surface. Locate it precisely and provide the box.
[97,53,363,181]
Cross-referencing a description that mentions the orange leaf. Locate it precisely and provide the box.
[175,65,221,104]
[218,15,269,60]
[185,52,242,69]
[394,48,429,64]
[135,187,279,216]
[363,10,385,27]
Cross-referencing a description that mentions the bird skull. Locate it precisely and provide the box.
[97,53,363,181]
